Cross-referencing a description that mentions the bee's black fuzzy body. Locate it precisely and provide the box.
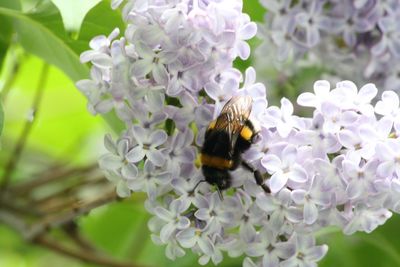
[200,96,269,193]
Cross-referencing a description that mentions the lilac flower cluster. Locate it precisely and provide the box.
[76,0,400,266]
[257,0,400,92]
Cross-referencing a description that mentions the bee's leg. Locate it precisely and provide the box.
[189,180,207,195]
[241,161,270,193]
[216,186,224,201]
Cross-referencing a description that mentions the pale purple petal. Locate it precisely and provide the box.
[176,217,190,229]
[147,149,165,166]
[99,154,121,170]
[125,146,145,163]
[297,93,317,107]
[277,121,292,138]
[289,165,308,183]
[121,163,138,179]
[155,207,173,221]
[358,84,377,103]
[131,125,147,144]
[132,59,153,78]
[338,130,358,148]
[307,27,320,47]
[150,130,168,147]
[377,161,395,177]
[176,228,196,248]
[342,160,358,179]
[270,171,288,193]
[304,202,318,225]
[239,22,257,40]
[291,190,306,204]
[198,237,214,255]
[160,223,176,243]
[261,154,282,173]
[282,145,297,166]
[262,253,280,267]
[237,41,251,60]
[117,139,129,156]
[94,100,114,113]
[153,64,169,85]
[116,181,131,197]
[306,245,329,261]
[321,102,340,116]
[194,209,210,221]
[346,180,363,200]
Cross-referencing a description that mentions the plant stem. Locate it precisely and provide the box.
[0,63,49,193]
[34,235,146,267]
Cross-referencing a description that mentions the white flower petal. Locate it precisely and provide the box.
[121,163,138,179]
[289,164,308,183]
[160,223,176,243]
[150,130,168,147]
[116,180,131,197]
[98,154,122,170]
[270,171,288,193]
[304,202,318,225]
[176,228,196,248]
[147,149,165,167]
[125,146,145,163]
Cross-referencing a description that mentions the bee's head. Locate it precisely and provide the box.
[202,166,231,191]
[215,175,231,190]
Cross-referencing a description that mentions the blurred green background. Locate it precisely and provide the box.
[0,0,399,267]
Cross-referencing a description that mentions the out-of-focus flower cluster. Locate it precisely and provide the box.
[76,0,400,266]
[257,0,400,92]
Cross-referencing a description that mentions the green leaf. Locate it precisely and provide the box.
[50,0,101,32]
[0,0,21,10]
[319,215,400,267]
[0,100,3,136]
[0,5,89,82]
[0,0,20,68]
[0,16,13,69]
[243,0,266,22]
[80,200,149,259]
[2,56,106,163]
[0,2,126,134]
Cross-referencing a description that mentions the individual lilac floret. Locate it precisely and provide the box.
[261,145,308,193]
[280,234,328,267]
[256,0,400,93]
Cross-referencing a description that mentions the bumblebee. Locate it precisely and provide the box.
[200,95,270,193]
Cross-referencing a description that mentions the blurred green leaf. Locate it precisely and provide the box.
[0,100,3,137]
[243,0,266,22]
[0,3,125,134]
[0,5,88,82]
[80,200,149,259]
[50,0,102,32]
[0,16,13,69]
[0,0,21,10]
[2,55,106,164]
[319,215,400,267]
[0,0,20,69]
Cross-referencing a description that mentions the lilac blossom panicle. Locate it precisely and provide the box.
[77,0,400,266]
[256,0,400,93]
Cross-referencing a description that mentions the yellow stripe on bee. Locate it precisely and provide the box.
[240,126,253,141]
[200,153,233,169]
[208,120,217,130]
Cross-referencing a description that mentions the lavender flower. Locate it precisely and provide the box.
[77,0,400,266]
[256,0,400,93]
